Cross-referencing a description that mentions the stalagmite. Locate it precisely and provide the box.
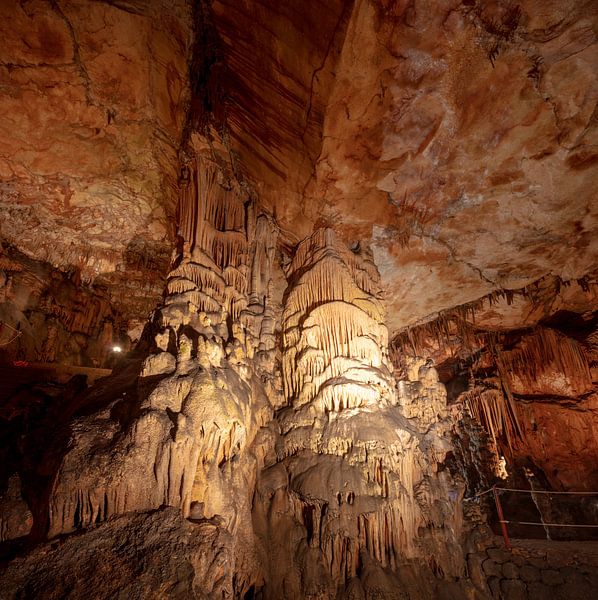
[252,227,467,595]
[43,155,281,600]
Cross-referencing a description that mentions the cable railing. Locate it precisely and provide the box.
[465,485,598,549]
[0,321,22,347]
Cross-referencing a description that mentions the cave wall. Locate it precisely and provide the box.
[393,282,598,498]
[0,248,126,366]
[15,134,475,598]
[0,0,194,363]
[0,1,597,599]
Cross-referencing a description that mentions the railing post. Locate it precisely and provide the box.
[493,485,511,550]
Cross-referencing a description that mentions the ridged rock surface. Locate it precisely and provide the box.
[210,0,598,332]
[0,1,597,599]
[0,0,193,358]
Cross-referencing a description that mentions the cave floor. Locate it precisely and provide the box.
[472,536,598,599]
[507,536,598,562]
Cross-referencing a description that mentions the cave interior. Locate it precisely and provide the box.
[1,0,598,599]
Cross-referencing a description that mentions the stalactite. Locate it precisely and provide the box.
[223,265,248,295]
[170,157,253,318]
[185,291,222,314]
[166,277,198,295]
[282,229,392,413]
[497,327,592,394]
[391,273,597,359]
[462,386,522,453]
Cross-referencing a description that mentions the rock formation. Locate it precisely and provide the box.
[19,144,469,597]
[0,0,597,599]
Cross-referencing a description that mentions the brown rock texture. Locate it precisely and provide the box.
[1,507,235,600]
[207,0,598,333]
[0,247,128,366]
[0,0,597,599]
[17,143,470,598]
[0,0,193,359]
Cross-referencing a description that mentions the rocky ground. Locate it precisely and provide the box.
[0,507,234,600]
[469,537,598,600]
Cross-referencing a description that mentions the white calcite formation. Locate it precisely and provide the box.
[282,227,394,414]
[256,229,467,597]
[35,160,475,598]
[46,156,281,595]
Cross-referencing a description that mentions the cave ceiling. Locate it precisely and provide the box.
[0,0,597,340]
[208,0,598,333]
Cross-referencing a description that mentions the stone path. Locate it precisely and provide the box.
[469,536,598,599]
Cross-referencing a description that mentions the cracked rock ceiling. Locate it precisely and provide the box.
[210,0,598,334]
[1,0,597,338]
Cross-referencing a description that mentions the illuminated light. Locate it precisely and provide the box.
[112,345,122,353]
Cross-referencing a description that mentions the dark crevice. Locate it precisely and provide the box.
[183,0,228,145]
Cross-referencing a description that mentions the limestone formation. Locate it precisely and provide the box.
[22,155,474,597]
[0,0,597,599]
[0,474,32,542]
[282,228,393,414]
[1,507,235,600]
[253,229,468,597]
[42,151,281,597]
